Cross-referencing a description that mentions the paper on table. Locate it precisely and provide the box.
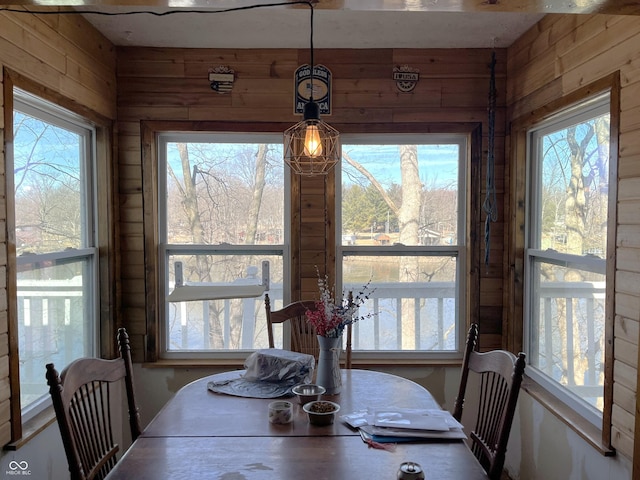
[360,424,467,442]
[372,408,461,431]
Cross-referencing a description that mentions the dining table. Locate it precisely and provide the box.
[105,369,489,479]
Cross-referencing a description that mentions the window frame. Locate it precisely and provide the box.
[156,131,290,360]
[524,93,610,428]
[336,133,468,361]
[508,73,619,452]
[5,85,100,424]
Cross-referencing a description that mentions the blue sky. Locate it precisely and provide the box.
[342,143,460,187]
[165,139,461,188]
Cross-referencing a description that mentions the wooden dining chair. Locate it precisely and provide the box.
[452,323,526,480]
[264,293,353,368]
[46,327,142,480]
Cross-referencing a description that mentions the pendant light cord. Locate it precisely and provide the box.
[309,3,315,103]
[0,2,314,17]
[482,50,498,266]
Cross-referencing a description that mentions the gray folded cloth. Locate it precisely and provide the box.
[243,349,315,385]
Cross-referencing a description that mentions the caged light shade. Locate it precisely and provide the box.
[284,101,341,176]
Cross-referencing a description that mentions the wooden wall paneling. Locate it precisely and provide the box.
[616,293,640,321]
[468,123,482,340]
[508,11,638,458]
[0,54,6,448]
[553,15,628,65]
[326,169,336,301]
[618,177,640,199]
[557,16,639,73]
[618,198,640,224]
[613,381,636,415]
[602,70,621,449]
[117,58,186,79]
[616,315,640,341]
[0,13,66,71]
[140,122,159,362]
[32,7,116,71]
[118,47,505,364]
[393,107,489,124]
[507,77,565,122]
[2,70,20,443]
[616,337,638,368]
[314,48,392,67]
[0,10,116,118]
[613,426,634,461]
[189,106,295,122]
[0,8,118,445]
[290,171,302,301]
[562,39,640,99]
[95,122,119,358]
[620,105,640,136]
[0,66,8,447]
[620,128,640,158]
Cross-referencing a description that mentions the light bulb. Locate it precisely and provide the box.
[303,125,323,157]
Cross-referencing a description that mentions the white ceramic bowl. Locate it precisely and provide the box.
[292,383,326,405]
[302,400,340,426]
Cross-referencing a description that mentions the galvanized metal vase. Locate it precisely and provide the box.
[315,335,342,395]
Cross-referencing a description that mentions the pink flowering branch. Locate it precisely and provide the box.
[305,270,375,338]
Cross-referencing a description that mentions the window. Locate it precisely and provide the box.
[12,89,98,418]
[158,133,286,358]
[525,93,610,426]
[338,134,467,357]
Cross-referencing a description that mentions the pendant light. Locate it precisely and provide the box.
[284,3,341,176]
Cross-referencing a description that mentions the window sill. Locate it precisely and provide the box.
[144,357,463,369]
[521,377,615,456]
[4,407,57,451]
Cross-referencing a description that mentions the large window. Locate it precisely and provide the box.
[338,135,466,357]
[12,89,98,417]
[525,93,610,426]
[158,133,286,357]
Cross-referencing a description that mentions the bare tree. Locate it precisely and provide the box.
[167,142,274,349]
[244,144,268,244]
[343,145,423,348]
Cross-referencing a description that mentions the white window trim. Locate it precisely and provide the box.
[156,132,290,360]
[13,89,99,421]
[336,133,468,359]
[524,93,610,428]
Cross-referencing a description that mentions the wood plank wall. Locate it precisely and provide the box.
[116,47,507,360]
[0,8,116,444]
[506,13,640,460]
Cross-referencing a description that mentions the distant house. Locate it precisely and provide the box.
[342,234,356,245]
[374,233,391,245]
[419,228,442,246]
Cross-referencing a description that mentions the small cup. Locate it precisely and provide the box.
[268,400,293,425]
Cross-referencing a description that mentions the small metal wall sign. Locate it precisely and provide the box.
[208,66,235,94]
[393,65,420,93]
[294,64,332,115]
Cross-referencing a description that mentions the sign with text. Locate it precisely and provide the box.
[393,65,420,93]
[294,64,332,115]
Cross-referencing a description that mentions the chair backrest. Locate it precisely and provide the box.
[46,328,142,480]
[452,323,526,480]
[264,293,352,368]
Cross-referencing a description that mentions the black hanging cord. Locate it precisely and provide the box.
[482,50,498,266]
[309,3,315,103]
[0,2,314,17]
